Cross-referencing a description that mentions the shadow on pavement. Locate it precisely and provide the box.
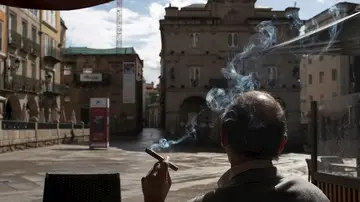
[110,128,224,154]
[51,148,90,151]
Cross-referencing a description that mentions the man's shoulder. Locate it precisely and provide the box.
[186,191,215,202]
[276,177,330,201]
[186,177,329,202]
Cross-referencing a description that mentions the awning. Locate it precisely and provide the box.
[0,0,113,10]
[267,11,360,55]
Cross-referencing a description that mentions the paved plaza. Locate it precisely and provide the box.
[0,129,310,202]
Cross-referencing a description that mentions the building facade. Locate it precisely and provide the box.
[143,81,160,127]
[0,5,7,92]
[300,2,359,124]
[61,47,143,135]
[39,10,64,122]
[0,8,66,122]
[159,0,302,148]
[2,8,42,121]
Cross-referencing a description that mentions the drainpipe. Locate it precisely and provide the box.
[4,6,9,89]
[39,11,43,107]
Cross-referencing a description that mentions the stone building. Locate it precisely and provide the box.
[0,8,64,122]
[61,47,144,135]
[300,2,359,124]
[159,0,302,148]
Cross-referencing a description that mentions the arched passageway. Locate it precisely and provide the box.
[27,96,39,120]
[178,96,213,145]
[4,95,21,120]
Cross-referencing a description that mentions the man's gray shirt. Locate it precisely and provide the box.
[187,165,329,202]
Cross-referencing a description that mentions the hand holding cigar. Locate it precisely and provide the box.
[145,148,179,171]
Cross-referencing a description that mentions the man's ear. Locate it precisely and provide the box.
[220,128,229,148]
[278,137,287,154]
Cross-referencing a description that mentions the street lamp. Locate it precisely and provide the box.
[6,57,20,73]
[45,74,52,84]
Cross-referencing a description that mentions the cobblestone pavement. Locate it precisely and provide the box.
[0,129,310,202]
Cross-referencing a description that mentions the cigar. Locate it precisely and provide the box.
[145,148,179,171]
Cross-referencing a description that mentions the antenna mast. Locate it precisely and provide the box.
[116,0,123,51]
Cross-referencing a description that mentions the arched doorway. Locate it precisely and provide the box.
[27,96,39,120]
[4,95,21,120]
[178,96,212,145]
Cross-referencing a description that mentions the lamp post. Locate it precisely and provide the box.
[5,57,20,88]
[45,73,52,90]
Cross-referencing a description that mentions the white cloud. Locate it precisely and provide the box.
[61,0,206,84]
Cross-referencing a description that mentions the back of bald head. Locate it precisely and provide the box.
[222,91,287,159]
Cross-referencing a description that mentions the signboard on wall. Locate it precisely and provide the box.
[80,73,102,82]
[123,62,136,103]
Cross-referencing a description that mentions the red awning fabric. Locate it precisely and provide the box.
[0,0,113,10]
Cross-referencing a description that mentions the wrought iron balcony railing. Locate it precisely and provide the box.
[8,29,22,49]
[44,47,61,64]
[21,37,32,53]
[43,83,68,95]
[31,41,41,57]
[3,74,41,92]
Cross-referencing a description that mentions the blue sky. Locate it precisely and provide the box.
[61,0,360,83]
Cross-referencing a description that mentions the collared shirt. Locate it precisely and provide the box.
[217,160,274,188]
[187,160,274,202]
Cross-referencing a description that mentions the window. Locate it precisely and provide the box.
[9,13,16,31]
[31,27,37,42]
[63,66,71,75]
[43,10,56,28]
[82,67,93,73]
[44,34,49,55]
[29,9,38,18]
[189,67,200,87]
[0,5,5,12]
[332,92,337,97]
[309,95,313,101]
[332,69,337,81]
[319,55,323,61]
[308,58,312,64]
[227,33,238,47]
[31,63,37,79]
[190,33,199,48]
[21,20,27,37]
[0,21,3,52]
[308,74,312,84]
[319,71,324,83]
[21,59,27,77]
[267,66,278,87]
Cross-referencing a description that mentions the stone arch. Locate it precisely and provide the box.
[27,95,39,120]
[4,95,21,120]
[179,96,207,124]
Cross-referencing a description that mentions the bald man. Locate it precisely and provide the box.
[141,91,329,202]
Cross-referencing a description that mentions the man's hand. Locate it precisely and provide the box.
[142,157,172,202]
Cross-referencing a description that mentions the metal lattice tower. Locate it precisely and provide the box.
[116,0,123,51]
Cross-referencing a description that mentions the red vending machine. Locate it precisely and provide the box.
[89,98,110,149]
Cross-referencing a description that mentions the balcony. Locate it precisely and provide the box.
[8,30,22,49]
[3,75,41,93]
[31,42,41,57]
[44,47,61,65]
[20,37,32,53]
[42,83,68,96]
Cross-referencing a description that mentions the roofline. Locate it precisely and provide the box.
[269,11,360,54]
[304,2,358,24]
[60,18,67,29]
[62,47,144,64]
